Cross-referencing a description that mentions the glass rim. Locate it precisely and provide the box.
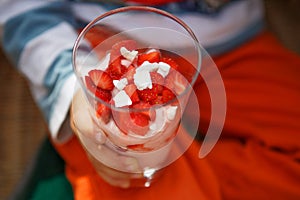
[72,5,202,111]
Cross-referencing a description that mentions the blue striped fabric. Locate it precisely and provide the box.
[1,1,80,140]
[41,49,73,122]
[2,2,78,66]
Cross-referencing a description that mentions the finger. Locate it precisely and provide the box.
[96,144,142,173]
[87,153,143,188]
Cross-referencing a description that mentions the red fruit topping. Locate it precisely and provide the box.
[137,51,160,65]
[137,87,158,102]
[130,112,149,128]
[88,69,114,90]
[136,71,166,102]
[150,72,164,94]
[151,96,164,105]
[124,84,140,103]
[85,76,112,102]
[165,70,187,95]
[113,111,149,136]
[132,101,155,120]
[96,103,111,124]
[85,75,97,93]
[94,88,112,102]
[124,65,136,83]
[107,57,127,80]
[162,88,176,103]
[161,57,179,70]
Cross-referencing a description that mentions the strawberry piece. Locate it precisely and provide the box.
[94,88,112,102]
[137,88,158,102]
[132,101,155,120]
[135,72,164,102]
[161,56,179,70]
[150,72,164,85]
[85,75,97,94]
[112,111,149,136]
[124,65,136,83]
[85,76,112,102]
[165,70,188,95]
[150,88,175,105]
[150,72,164,94]
[107,40,137,80]
[88,69,114,90]
[107,57,128,80]
[124,84,140,103]
[136,71,166,102]
[151,96,164,105]
[130,112,149,128]
[96,103,111,124]
[137,51,160,65]
[162,88,175,103]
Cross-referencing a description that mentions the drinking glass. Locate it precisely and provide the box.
[72,6,201,188]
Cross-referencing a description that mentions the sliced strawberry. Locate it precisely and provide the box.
[94,88,112,102]
[88,69,114,90]
[151,88,175,105]
[112,111,149,136]
[107,57,127,80]
[85,75,97,94]
[137,51,160,65]
[132,101,155,120]
[110,40,137,64]
[150,95,164,105]
[150,72,164,94]
[165,70,188,95]
[135,72,163,102]
[124,84,140,103]
[130,112,149,127]
[124,65,136,83]
[107,40,137,80]
[162,88,175,103]
[137,88,158,102]
[85,76,112,102]
[161,56,179,70]
[96,103,111,124]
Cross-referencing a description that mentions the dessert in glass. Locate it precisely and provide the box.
[72,6,201,187]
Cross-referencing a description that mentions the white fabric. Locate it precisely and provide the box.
[19,22,77,88]
[49,74,77,141]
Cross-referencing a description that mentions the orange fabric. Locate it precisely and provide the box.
[194,31,300,199]
[53,31,300,199]
[53,127,221,200]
